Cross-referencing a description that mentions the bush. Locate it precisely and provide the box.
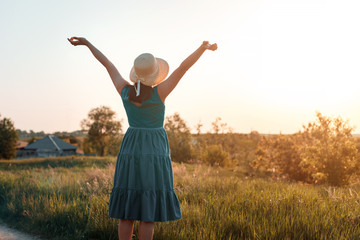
[202,144,232,167]
[299,112,359,186]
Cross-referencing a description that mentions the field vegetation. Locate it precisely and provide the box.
[1,157,360,240]
[2,111,360,239]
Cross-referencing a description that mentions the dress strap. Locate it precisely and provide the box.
[120,84,130,99]
[153,86,164,105]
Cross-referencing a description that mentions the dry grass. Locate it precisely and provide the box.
[1,157,360,239]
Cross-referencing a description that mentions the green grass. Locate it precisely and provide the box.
[0,156,360,239]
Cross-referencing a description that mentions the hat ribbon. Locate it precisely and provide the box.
[134,78,142,96]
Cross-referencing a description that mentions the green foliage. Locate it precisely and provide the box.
[195,132,257,170]
[202,144,231,167]
[81,136,97,155]
[254,133,309,182]
[1,157,360,240]
[69,136,79,144]
[299,112,359,186]
[27,137,37,144]
[0,156,114,170]
[106,137,122,156]
[0,114,18,159]
[16,129,46,139]
[0,157,117,240]
[165,112,193,163]
[81,106,122,156]
[254,112,359,186]
[211,117,228,134]
[194,120,203,135]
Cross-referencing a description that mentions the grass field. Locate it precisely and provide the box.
[0,156,360,239]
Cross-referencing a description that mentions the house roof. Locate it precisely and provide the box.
[16,140,28,149]
[24,135,77,151]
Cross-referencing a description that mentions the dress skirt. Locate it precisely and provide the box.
[108,126,182,222]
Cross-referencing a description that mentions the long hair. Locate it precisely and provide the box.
[127,83,154,104]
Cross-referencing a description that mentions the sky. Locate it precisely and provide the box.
[1,0,360,134]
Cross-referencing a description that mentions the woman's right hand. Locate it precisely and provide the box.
[202,41,218,51]
[67,37,89,46]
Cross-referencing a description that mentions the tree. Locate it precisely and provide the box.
[165,112,193,163]
[27,137,36,144]
[0,114,18,159]
[195,120,203,135]
[211,117,228,134]
[299,112,359,186]
[81,106,122,156]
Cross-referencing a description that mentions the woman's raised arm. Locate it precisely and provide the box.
[67,37,128,95]
[157,41,217,103]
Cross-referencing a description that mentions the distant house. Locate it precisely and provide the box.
[15,140,29,158]
[16,135,77,158]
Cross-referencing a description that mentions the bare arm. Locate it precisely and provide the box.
[67,37,128,95]
[157,41,217,103]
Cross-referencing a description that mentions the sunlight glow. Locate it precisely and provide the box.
[1,0,360,133]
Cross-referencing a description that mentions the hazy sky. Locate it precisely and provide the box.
[1,0,360,134]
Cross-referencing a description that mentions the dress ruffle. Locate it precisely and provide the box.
[109,187,182,222]
[108,127,182,222]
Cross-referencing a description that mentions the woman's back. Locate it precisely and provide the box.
[121,85,165,128]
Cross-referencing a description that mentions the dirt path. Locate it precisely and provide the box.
[0,223,42,240]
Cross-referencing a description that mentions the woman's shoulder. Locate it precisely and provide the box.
[120,84,131,98]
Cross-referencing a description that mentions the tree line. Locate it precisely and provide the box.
[1,107,360,186]
[254,112,360,186]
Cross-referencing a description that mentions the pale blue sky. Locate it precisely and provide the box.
[1,0,360,134]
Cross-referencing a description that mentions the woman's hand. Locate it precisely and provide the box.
[67,37,89,46]
[202,41,218,51]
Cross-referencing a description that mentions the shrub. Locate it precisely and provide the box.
[202,144,232,167]
[299,112,359,186]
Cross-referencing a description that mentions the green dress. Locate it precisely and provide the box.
[108,85,182,222]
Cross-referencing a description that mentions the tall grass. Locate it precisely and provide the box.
[0,156,360,239]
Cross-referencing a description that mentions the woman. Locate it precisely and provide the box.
[68,36,217,240]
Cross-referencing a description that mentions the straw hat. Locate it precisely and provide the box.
[130,53,169,92]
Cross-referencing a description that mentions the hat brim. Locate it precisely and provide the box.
[129,58,169,87]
